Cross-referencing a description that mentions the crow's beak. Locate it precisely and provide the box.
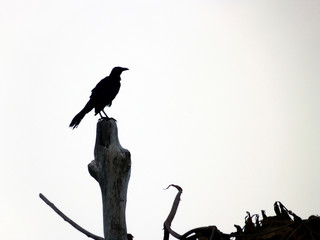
[122,68,129,71]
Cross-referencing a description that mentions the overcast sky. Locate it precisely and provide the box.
[1,1,320,240]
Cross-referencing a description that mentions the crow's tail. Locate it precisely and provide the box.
[69,109,87,129]
[69,100,94,129]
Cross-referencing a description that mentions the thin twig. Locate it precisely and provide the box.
[39,193,104,240]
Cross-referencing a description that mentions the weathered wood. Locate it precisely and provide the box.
[88,119,131,240]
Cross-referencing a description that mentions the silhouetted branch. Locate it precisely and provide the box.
[39,193,104,240]
[163,185,229,240]
[163,184,183,240]
[180,226,228,240]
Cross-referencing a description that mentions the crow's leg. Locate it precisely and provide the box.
[99,112,104,119]
[102,110,109,119]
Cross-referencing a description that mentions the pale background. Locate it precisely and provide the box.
[1,1,320,239]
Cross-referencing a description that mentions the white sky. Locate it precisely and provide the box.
[1,0,320,239]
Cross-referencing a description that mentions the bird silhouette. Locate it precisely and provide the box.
[69,66,128,129]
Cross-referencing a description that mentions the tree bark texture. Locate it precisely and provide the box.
[88,119,131,240]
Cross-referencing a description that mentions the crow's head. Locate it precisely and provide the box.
[110,66,129,77]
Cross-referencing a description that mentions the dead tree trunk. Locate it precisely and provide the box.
[88,119,131,240]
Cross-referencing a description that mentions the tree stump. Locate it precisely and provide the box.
[88,119,131,240]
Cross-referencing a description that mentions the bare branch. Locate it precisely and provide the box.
[39,193,104,240]
[163,184,183,240]
[163,186,229,240]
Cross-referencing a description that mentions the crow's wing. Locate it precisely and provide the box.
[90,77,121,114]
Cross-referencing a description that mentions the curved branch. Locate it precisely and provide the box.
[39,193,104,240]
[163,184,183,240]
[181,226,229,240]
[163,186,229,240]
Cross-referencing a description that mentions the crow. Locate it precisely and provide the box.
[69,66,128,129]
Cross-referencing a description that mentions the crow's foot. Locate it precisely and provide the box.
[98,117,117,122]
